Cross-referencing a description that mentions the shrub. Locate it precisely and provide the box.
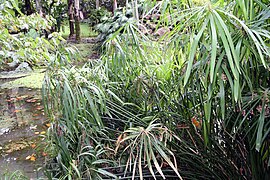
[44,0,270,179]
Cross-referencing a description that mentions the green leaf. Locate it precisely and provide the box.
[233,77,240,102]
[255,99,266,151]
[218,9,268,68]
[213,10,240,74]
[153,142,182,179]
[144,135,156,179]
[219,74,225,120]
[97,169,117,179]
[184,17,209,86]
[148,139,165,179]
[209,13,218,83]
[213,12,238,80]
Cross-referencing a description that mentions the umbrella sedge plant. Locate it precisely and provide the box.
[43,0,270,179]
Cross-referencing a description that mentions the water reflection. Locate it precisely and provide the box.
[0,87,47,178]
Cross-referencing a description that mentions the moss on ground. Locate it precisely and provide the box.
[1,72,45,89]
[74,43,95,59]
[61,23,98,39]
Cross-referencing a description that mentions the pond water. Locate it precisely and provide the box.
[0,86,48,178]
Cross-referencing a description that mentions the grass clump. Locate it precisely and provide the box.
[1,170,28,180]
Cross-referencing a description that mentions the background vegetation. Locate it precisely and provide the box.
[0,0,269,179]
[43,0,270,179]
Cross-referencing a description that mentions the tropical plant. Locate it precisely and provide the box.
[0,0,74,70]
[164,2,270,178]
[44,0,270,179]
[85,7,111,27]
[95,0,146,41]
[115,120,182,179]
[43,65,118,179]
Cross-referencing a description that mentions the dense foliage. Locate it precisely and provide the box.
[85,7,111,27]
[43,0,270,179]
[0,0,74,71]
[96,1,142,41]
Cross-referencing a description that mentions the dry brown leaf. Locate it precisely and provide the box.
[36,106,43,110]
[16,97,23,101]
[45,123,51,127]
[25,155,31,160]
[30,155,36,161]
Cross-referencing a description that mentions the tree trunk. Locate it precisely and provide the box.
[126,0,129,7]
[96,0,100,9]
[134,0,139,21]
[74,0,81,41]
[25,0,33,15]
[68,0,75,38]
[131,0,139,27]
[35,0,42,15]
[113,0,117,15]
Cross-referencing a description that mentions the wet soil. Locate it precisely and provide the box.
[0,86,48,178]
